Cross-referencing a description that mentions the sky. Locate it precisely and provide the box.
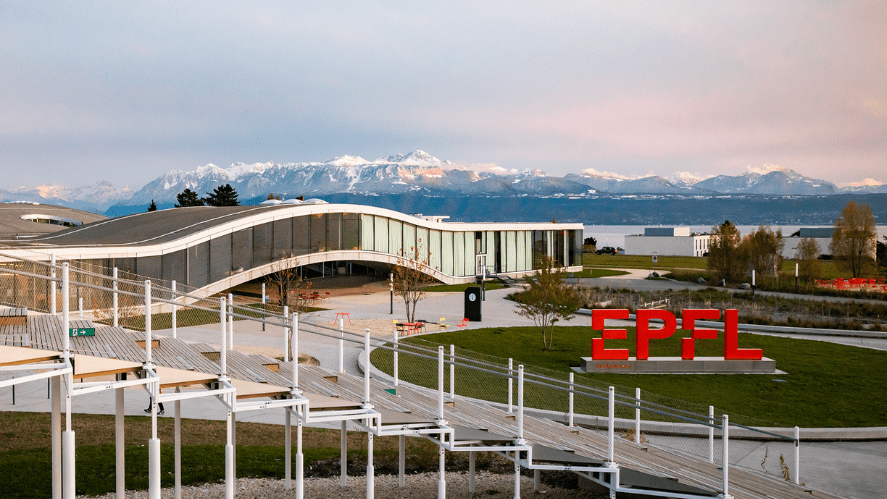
[1,1,886,190]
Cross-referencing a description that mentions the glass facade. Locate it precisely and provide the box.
[70,211,579,287]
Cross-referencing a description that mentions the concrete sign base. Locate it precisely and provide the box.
[581,356,777,374]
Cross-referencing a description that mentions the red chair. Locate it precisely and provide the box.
[457,318,469,329]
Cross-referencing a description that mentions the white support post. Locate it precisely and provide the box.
[398,435,405,487]
[50,254,57,316]
[78,297,83,319]
[794,426,800,485]
[468,451,475,495]
[292,313,299,389]
[149,377,160,499]
[507,358,513,413]
[112,267,118,327]
[363,328,371,404]
[513,452,520,499]
[449,344,455,401]
[393,329,399,387]
[709,406,715,463]
[145,280,152,365]
[366,430,375,499]
[722,415,731,499]
[227,293,234,350]
[534,469,540,491]
[225,398,234,499]
[608,386,615,464]
[339,317,345,373]
[116,386,125,499]
[283,305,289,363]
[62,264,69,357]
[173,387,182,499]
[635,388,641,444]
[340,421,348,487]
[568,372,574,427]
[220,298,227,377]
[438,440,445,499]
[285,409,292,491]
[51,376,61,499]
[296,411,304,499]
[171,280,177,339]
[518,365,524,441]
[63,428,75,499]
[437,346,444,420]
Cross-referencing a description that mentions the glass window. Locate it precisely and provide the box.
[416,227,429,263]
[429,229,441,271]
[232,228,253,271]
[311,214,326,253]
[327,213,342,251]
[360,214,374,251]
[343,213,360,250]
[485,231,496,274]
[252,222,273,267]
[506,231,517,272]
[516,231,526,271]
[389,219,403,256]
[454,232,465,276]
[403,223,416,258]
[442,232,454,275]
[374,216,388,253]
[292,216,311,256]
[187,242,210,288]
[161,250,186,284]
[273,219,293,258]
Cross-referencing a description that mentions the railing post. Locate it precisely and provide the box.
[292,313,299,389]
[709,406,715,463]
[635,387,641,443]
[437,346,444,420]
[219,298,227,377]
[78,297,83,319]
[62,264,69,357]
[171,280,177,339]
[364,328,371,404]
[112,267,118,327]
[449,344,455,401]
[261,283,266,332]
[568,372,574,427]
[339,317,345,373]
[722,415,730,498]
[518,365,525,441]
[392,329,399,386]
[283,305,289,363]
[144,280,152,365]
[227,293,233,350]
[50,254,56,315]
[794,426,800,485]
[607,386,615,464]
[507,358,513,413]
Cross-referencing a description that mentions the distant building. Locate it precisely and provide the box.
[624,227,711,257]
[781,227,876,259]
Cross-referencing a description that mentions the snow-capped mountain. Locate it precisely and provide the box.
[0,181,132,211]
[694,169,838,195]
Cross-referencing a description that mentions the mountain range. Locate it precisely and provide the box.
[4,151,886,217]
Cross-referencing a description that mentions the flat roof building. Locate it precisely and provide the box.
[625,227,710,257]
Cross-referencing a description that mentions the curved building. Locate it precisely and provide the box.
[1,203,583,296]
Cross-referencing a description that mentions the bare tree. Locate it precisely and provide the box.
[707,220,747,284]
[743,225,784,286]
[392,241,436,322]
[831,201,877,277]
[264,253,313,313]
[514,255,584,351]
[795,237,822,284]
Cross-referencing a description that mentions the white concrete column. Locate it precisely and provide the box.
[175,387,181,499]
[148,379,160,499]
[512,453,520,499]
[366,431,375,499]
[63,429,75,499]
[225,404,234,499]
[438,443,445,499]
[51,376,61,499]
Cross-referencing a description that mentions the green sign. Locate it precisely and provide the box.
[69,328,95,337]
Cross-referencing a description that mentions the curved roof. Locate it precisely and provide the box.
[0,203,107,239]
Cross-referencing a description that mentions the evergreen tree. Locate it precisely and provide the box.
[175,188,205,207]
[707,220,747,284]
[147,200,157,212]
[204,184,240,207]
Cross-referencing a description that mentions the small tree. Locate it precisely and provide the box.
[205,184,240,207]
[831,201,877,277]
[264,254,313,350]
[147,200,157,212]
[796,237,822,284]
[175,188,205,207]
[743,225,784,286]
[878,237,887,278]
[392,242,436,322]
[514,255,584,351]
[707,220,747,284]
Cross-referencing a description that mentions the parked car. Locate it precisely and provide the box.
[595,246,616,255]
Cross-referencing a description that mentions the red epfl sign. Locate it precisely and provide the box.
[590,309,763,361]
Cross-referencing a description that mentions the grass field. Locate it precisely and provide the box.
[371,326,887,428]
[575,268,630,278]
[0,412,430,498]
[584,253,708,269]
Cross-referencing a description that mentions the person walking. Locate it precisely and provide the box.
[145,397,165,415]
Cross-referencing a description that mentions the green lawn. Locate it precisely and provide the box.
[583,254,708,270]
[575,268,631,278]
[371,326,887,428]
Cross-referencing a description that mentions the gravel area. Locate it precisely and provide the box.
[77,472,606,498]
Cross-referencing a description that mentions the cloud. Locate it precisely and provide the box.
[579,168,637,180]
[846,178,883,187]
